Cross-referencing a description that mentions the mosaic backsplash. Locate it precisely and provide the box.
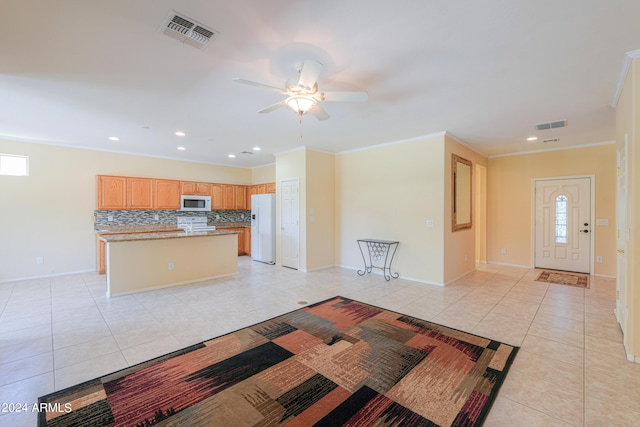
[94,210,251,227]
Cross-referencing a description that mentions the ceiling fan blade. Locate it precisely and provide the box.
[322,91,369,102]
[232,78,284,93]
[258,101,287,114]
[309,104,330,121]
[298,59,323,91]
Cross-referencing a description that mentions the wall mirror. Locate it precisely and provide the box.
[452,154,472,231]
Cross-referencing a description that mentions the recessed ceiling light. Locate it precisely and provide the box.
[108,136,119,141]
[228,154,236,158]
[175,131,186,137]
[253,146,261,151]
[177,146,186,151]
[526,136,538,141]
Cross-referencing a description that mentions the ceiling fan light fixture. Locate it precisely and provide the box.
[286,95,316,114]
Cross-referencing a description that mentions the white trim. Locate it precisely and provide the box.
[594,274,616,279]
[444,132,488,158]
[531,175,595,275]
[251,162,275,170]
[337,264,445,286]
[273,146,306,157]
[0,135,270,170]
[486,261,533,269]
[0,269,95,284]
[611,49,640,108]
[305,264,336,272]
[489,141,615,159]
[336,131,447,155]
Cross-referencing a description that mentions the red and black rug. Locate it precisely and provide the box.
[38,296,518,426]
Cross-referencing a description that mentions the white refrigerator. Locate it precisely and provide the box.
[251,194,276,264]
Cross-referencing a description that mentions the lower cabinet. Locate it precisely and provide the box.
[244,227,251,256]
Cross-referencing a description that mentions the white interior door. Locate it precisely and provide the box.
[616,136,628,332]
[534,178,591,273]
[280,178,300,269]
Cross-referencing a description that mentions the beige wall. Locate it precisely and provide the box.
[444,136,488,283]
[251,164,276,184]
[305,150,335,271]
[0,139,251,281]
[487,144,617,277]
[335,135,446,284]
[616,58,639,360]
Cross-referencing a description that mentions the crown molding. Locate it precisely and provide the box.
[488,140,615,159]
[336,131,447,155]
[611,49,640,108]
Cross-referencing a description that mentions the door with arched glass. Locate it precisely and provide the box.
[534,178,592,273]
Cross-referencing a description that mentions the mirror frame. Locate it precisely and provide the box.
[452,154,473,232]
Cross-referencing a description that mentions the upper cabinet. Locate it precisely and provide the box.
[181,181,211,196]
[153,179,181,210]
[211,184,223,210]
[97,174,274,211]
[97,175,127,210]
[265,182,276,194]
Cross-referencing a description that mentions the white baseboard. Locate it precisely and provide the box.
[337,264,445,286]
[594,274,616,279]
[0,269,95,284]
[486,261,533,269]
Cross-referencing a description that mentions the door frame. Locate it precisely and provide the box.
[530,174,595,274]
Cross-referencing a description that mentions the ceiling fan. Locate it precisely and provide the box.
[232,59,368,121]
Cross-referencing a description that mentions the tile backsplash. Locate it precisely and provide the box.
[94,210,250,227]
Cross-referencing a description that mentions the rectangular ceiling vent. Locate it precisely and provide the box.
[160,10,219,49]
[535,120,567,131]
[542,138,559,144]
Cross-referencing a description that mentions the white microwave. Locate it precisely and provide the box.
[180,195,212,212]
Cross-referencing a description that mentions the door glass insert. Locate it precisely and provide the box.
[555,195,568,243]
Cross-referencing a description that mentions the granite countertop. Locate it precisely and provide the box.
[95,222,251,234]
[99,229,241,243]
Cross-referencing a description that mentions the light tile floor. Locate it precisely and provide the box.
[0,258,638,426]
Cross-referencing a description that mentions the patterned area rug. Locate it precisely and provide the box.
[38,296,518,427]
[536,270,590,288]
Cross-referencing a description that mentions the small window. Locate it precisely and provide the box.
[555,195,568,243]
[0,154,29,176]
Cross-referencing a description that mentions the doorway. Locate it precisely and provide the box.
[280,178,300,269]
[615,136,628,332]
[534,177,592,273]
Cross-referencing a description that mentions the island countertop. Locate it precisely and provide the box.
[99,229,241,243]
[95,222,250,234]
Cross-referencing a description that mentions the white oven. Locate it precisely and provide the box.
[180,195,212,212]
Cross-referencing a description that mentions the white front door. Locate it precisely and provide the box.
[280,178,300,269]
[534,178,591,273]
[616,136,628,331]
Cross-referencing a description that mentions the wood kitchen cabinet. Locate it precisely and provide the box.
[181,181,211,196]
[225,228,247,255]
[222,185,235,209]
[98,175,153,210]
[97,175,127,210]
[211,184,223,209]
[127,177,153,209]
[244,226,251,256]
[235,186,247,210]
[153,179,180,210]
[265,182,276,194]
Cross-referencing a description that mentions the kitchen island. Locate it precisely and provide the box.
[99,229,239,297]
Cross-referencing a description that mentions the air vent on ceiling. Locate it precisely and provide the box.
[542,138,559,144]
[535,120,567,131]
[160,10,219,49]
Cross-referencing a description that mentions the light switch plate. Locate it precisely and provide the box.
[596,219,609,226]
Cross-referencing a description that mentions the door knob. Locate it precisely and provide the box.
[618,249,625,254]
[579,229,589,233]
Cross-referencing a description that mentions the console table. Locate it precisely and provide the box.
[357,239,399,281]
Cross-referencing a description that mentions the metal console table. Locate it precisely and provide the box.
[357,239,399,281]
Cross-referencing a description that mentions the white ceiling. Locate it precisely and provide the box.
[1,0,639,168]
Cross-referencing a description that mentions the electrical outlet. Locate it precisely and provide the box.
[36,257,44,264]
[501,248,507,255]
[168,262,174,270]
[154,214,159,221]
[107,215,114,222]
[596,256,603,263]
[426,219,434,228]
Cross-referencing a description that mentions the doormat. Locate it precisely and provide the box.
[536,270,590,288]
[37,296,518,427]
